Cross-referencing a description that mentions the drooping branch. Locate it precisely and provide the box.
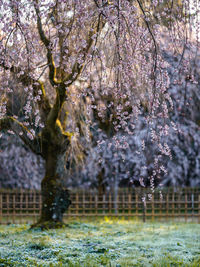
[0,116,41,155]
[0,62,51,119]
[135,0,158,75]
[63,8,105,86]
[126,0,158,75]
[33,0,58,87]
[127,0,158,111]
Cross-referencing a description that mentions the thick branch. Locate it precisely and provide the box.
[46,83,66,128]
[0,116,41,155]
[34,0,58,87]
[46,16,105,128]
[34,81,51,121]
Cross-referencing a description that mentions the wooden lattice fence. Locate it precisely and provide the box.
[0,188,200,224]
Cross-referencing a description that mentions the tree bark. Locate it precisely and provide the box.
[32,152,71,229]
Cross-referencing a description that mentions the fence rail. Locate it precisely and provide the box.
[0,188,200,224]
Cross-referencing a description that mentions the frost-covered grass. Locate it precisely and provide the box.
[0,218,200,266]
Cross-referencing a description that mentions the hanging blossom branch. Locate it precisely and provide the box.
[127,0,158,111]
[0,116,41,155]
[134,0,158,94]
[124,0,159,129]
[0,61,51,119]
[0,2,51,119]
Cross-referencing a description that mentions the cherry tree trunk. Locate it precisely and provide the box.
[34,152,71,228]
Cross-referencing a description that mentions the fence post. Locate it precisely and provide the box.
[0,193,2,224]
[198,194,200,223]
[13,193,15,224]
[109,193,112,215]
[135,192,138,218]
[33,190,36,224]
[159,191,163,219]
[39,191,42,218]
[185,194,188,222]
[95,194,98,216]
[166,193,169,221]
[6,193,9,224]
[103,194,106,215]
[128,193,131,216]
[191,193,194,222]
[152,194,155,221]
[25,191,28,222]
[89,192,92,216]
[143,199,146,223]
[76,193,79,216]
[172,191,175,221]
[122,193,125,215]
[178,191,181,218]
[82,191,85,216]
[19,189,22,223]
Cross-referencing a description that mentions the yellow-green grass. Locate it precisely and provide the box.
[0,218,200,266]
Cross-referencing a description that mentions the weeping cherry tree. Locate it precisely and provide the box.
[0,0,198,228]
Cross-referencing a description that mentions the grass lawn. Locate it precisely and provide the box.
[0,218,200,266]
